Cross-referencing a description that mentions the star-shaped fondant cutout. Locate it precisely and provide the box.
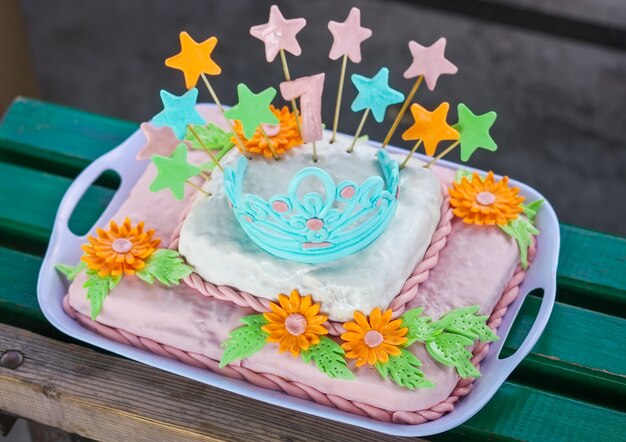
[165,31,222,89]
[150,144,203,200]
[250,5,306,63]
[453,103,498,162]
[328,7,372,63]
[137,123,191,160]
[152,89,205,139]
[224,84,279,139]
[403,38,458,91]
[351,67,405,122]
[402,102,459,156]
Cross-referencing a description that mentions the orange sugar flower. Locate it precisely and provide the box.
[341,308,408,367]
[232,105,303,159]
[262,290,328,357]
[81,218,160,277]
[448,171,524,226]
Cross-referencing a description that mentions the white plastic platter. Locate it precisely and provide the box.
[37,104,559,437]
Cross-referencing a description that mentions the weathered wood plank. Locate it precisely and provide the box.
[1,323,623,442]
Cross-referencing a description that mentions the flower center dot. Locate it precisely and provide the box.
[285,314,307,336]
[476,191,496,206]
[364,330,384,348]
[262,124,280,137]
[112,238,133,254]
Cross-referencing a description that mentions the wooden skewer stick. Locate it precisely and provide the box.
[200,73,251,159]
[187,124,224,173]
[186,179,210,196]
[259,125,280,161]
[399,139,423,170]
[425,140,460,168]
[330,54,348,144]
[199,171,211,180]
[381,75,423,149]
[312,141,318,163]
[347,108,370,153]
[279,49,303,139]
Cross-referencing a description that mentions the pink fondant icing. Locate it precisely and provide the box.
[305,218,324,231]
[285,314,307,336]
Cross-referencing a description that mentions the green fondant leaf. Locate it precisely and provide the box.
[521,199,545,223]
[436,306,499,343]
[185,123,235,151]
[82,270,120,320]
[136,249,193,286]
[454,168,475,183]
[301,336,355,380]
[55,261,87,281]
[426,333,481,379]
[375,348,434,390]
[219,315,269,368]
[400,307,443,345]
[499,217,539,269]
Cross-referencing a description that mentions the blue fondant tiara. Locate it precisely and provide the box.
[223,150,400,263]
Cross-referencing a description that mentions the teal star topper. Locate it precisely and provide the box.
[224,84,279,139]
[350,67,405,122]
[149,144,203,200]
[152,88,205,139]
[453,103,498,162]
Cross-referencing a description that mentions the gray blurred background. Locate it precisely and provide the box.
[8,0,626,235]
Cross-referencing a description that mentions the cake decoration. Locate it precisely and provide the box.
[164,31,221,90]
[223,149,400,264]
[56,218,191,319]
[184,123,234,153]
[152,89,205,139]
[348,67,404,152]
[280,73,325,161]
[400,102,459,167]
[381,37,457,149]
[224,84,281,160]
[220,290,354,380]
[453,103,498,161]
[449,171,524,226]
[250,4,306,142]
[232,105,302,159]
[149,144,209,200]
[137,123,190,161]
[327,7,372,143]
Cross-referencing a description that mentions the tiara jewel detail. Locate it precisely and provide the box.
[224,150,400,263]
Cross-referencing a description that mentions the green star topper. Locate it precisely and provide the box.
[224,84,279,139]
[453,103,498,162]
[149,144,203,200]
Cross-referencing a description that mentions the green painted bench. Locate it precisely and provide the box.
[0,97,624,441]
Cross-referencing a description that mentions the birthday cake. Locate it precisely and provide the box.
[56,6,543,424]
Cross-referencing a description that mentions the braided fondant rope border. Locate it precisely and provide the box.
[168,185,454,335]
[61,241,535,424]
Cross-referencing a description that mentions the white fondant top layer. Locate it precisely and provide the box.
[178,135,442,322]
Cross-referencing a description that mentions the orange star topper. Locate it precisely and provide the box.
[402,102,459,156]
[165,31,222,89]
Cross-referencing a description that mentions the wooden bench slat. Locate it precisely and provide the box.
[1,322,623,442]
[0,97,136,181]
[0,162,115,253]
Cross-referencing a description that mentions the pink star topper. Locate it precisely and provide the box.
[250,5,307,63]
[328,7,372,63]
[403,37,458,91]
[136,123,190,161]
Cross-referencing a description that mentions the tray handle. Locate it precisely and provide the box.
[54,140,144,242]
[495,281,556,375]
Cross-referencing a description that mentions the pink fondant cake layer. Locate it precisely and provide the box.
[65,145,523,414]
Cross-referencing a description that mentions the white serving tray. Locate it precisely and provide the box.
[37,104,559,437]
